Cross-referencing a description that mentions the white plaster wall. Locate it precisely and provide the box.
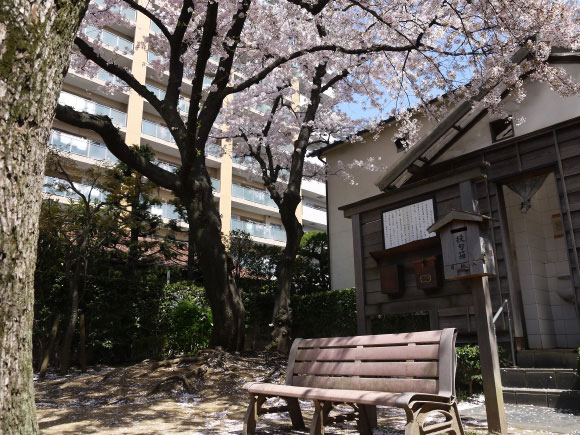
[439,64,580,162]
[504,173,580,349]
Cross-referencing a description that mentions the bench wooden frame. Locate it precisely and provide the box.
[243,328,464,435]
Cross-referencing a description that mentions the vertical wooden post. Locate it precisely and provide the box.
[352,213,366,334]
[473,277,508,434]
[79,313,87,373]
[460,180,508,434]
[496,185,526,350]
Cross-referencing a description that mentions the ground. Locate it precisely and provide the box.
[35,350,579,434]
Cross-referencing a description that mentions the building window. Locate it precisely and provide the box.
[490,118,514,142]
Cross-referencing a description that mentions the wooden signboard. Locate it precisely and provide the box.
[382,199,436,249]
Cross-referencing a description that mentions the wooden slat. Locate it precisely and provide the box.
[298,331,443,348]
[295,344,440,362]
[293,361,438,378]
[292,375,438,394]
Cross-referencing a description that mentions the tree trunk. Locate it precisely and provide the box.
[271,206,303,354]
[79,313,86,372]
[184,175,245,351]
[59,259,80,375]
[39,313,61,379]
[0,1,88,432]
[187,221,197,280]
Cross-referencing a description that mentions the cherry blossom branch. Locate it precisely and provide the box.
[285,0,332,15]
[225,41,417,96]
[165,0,195,110]
[74,37,163,113]
[55,104,182,193]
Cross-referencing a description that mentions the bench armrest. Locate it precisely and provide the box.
[395,392,455,409]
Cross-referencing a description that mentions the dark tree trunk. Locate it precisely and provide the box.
[187,223,197,280]
[184,173,245,351]
[39,313,61,378]
[271,204,303,354]
[0,0,88,432]
[59,260,80,375]
[128,222,139,276]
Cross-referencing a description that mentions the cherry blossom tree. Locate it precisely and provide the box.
[215,0,580,351]
[54,0,580,351]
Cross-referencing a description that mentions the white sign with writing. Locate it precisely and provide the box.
[383,199,436,249]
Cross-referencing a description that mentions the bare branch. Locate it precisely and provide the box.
[55,104,182,193]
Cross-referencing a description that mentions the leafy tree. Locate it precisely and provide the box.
[292,231,330,295]
[40,161,120,374]
[100,145,183,275]
[0,0,89,430]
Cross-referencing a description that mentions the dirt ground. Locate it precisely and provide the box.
[34,350,488,434]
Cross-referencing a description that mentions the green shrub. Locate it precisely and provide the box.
[158,281,212,356]
[456,345,482,396]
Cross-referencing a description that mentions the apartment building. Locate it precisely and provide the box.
[44,3,327,248]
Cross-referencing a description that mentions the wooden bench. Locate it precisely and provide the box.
[243,328,464,435]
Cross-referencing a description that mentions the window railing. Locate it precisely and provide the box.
[43,176,106,203]
[145,84,189,112]
[141,119,174,143]
[96,69,124,87]
[232,183,276,208]
[58,92,127,127]
[231,218,286,242]
[49,130,117,164]
[83,25,133,53]
[150,202,182,221]
[92,0,136,22]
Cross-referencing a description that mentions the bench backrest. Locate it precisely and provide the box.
[286,328,457,397]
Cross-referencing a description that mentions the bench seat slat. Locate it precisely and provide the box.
[245,382,405,407]
[297,330,443,348]
[292,375,438,394]
[293,361,438,378]
[295,344,439,362]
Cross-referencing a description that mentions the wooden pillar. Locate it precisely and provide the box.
[351,213,366,334]
[460,180,508,434]
[496,185,526,349]
[473,277,508,434]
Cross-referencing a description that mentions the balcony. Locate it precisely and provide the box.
[43,176,106,203]
[142,119,174,143]
[49,130,117,164]
[83,26,133,53]
[92,0,136,22]
[232,183,276,208]
[145,84,189,112]
[231,218,286,243]
[302,203,327,226]
[58,91,127,127]
[150,202,182,221]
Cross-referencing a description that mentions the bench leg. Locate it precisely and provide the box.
[450,402,466,435]
[404,401,465,435]
[285,397,305,429]
[360,404,377,429]
[357,404,373,435]
[310,400,325,435]
[243,394,266,435]
[243,394,258,435]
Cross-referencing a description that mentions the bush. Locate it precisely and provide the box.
[456,345,482,396]
[158,281,212,357]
